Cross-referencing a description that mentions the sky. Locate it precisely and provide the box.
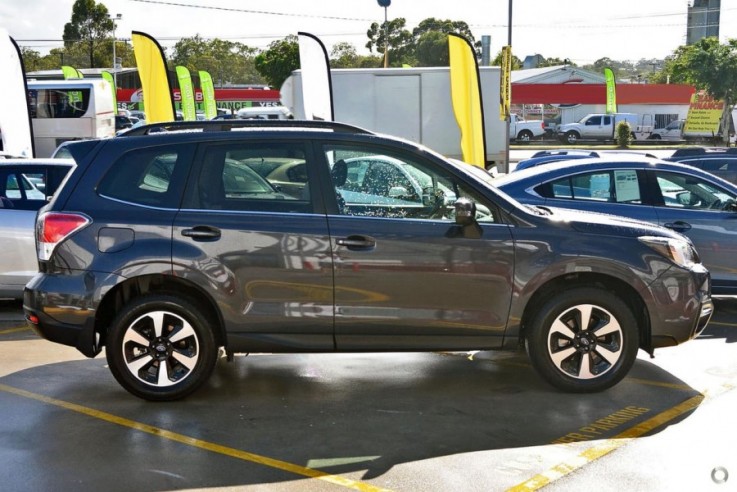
[3,0,737,65]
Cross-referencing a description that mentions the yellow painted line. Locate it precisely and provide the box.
[627,378,693,391]
[0,383,391,492]
[0,325,29,335]
[506,394,705,492]
[706,320,737,327]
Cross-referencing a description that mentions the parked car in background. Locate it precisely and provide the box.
[0,159,75,299]
[509,114,546,142]
[649,119,685,141]
[666,147,737,184]
[494,156,737,295]
[115,115,134,132]
[24,120,711,401]
[556,113,651,144]
[515,150,657,172]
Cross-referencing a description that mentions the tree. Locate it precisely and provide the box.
[330,42,382,68]
[62,0,114,68]
[254,35,299,88]
[491,50,522,70]
[654,37,737,144]
[366,18,415,66]
[415,31,449,66]
[171,35,263,86]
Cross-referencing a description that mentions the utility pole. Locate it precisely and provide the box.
[111,13,122,87]
[377,0,391,68]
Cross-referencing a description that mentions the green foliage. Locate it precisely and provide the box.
[330,42,382,68]
[171,35,263,85]
[615,121,632,148]
[415,31,449,66]
[254,35,299,88]
[62,0,113,68]
[491,50,522,70]
[653,37,737,143]
[366,17,416,66]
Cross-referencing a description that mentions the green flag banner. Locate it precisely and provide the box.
[604,67,617,114]
[175,66,196,121]
[101,71,118,115]
[61,66,83,79]
[199,70,217,120]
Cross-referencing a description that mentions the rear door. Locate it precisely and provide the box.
[318,141,515,350]
[173,139,334,348]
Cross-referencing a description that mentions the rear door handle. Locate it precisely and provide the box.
[181,226,221,240]
[664,221,691,232]
[336,235,376,250]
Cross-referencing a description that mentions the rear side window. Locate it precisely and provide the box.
[97,145,192,208]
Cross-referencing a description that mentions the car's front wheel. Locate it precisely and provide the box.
[526,288,638,392]
[106,294,217,401]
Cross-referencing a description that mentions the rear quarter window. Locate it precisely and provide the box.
[97,145,192,208]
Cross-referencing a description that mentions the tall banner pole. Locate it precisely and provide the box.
[297,32,334,121]
[132,31,175,124]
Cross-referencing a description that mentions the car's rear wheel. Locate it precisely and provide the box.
[106,294,217,401]
[517,130,533,142]
[565,131,580,144]
[526,288,638,392]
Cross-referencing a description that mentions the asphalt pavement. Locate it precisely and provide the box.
[1,298,735,491]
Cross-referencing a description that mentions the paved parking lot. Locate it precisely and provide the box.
[1,298,735,491]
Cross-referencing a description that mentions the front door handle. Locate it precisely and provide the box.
[664,221,691,232]
[336,235,376,250]
[181,226,221,240]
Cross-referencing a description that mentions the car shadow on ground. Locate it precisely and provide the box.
[0,348,703,491]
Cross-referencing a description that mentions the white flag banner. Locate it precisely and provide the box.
[298,32,333,121]
[0,29,34,157]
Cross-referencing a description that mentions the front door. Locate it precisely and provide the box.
[318,143,515,350]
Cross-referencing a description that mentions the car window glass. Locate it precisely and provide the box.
[586,116,601,126]
[98,145,190,208]
[654,171,735,210]
[544,171,641,203]
[191,142,311,213]
[322,145,497,223]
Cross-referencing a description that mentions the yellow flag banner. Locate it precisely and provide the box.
[500,46,512,121]
[448,33,486,168]
[132,31,174,124]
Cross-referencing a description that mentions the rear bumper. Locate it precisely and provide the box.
[23,270,125,357]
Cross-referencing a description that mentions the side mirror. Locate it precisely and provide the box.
[454,197,477,227]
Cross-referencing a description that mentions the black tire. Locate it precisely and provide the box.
[106,294,218,401]
[565,131,579,144]
[649,134,662,140]
[526,288,639,392]
[517,130,533,142]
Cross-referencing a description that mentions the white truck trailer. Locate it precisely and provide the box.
[280,67,511,169]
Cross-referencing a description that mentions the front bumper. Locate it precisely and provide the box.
[646,266,712,349]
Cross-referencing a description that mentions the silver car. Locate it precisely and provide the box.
[0,159,74,299]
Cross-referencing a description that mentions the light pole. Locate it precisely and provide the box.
[111,13,122,87]
[503,0,512,174]
[377,0,390,68]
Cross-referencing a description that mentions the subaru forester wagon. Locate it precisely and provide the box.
[24,121,713,401]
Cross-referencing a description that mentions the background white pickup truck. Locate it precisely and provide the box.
[509,114,546,142]
[556,113,652,144]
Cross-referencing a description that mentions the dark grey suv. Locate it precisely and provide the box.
[24,121,713,400]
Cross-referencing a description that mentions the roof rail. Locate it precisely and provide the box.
[119,119,374,137]
[670,147,737,157]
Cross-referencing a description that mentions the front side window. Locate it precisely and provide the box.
[30,88,91,118]
[586,116,602,126]
[322,145,497,222]
[654,171,735,210]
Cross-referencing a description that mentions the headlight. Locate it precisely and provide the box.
[639,236,699,268]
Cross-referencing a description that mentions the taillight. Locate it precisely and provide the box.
[37,212,91,261]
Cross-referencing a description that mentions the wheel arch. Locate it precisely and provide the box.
[517,272,650,350]
[95,274,226,349]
